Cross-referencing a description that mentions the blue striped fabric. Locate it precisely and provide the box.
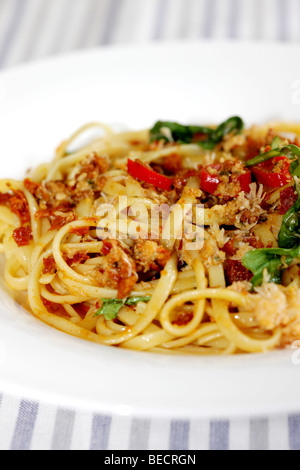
[1,395,297,450]
[0,0,300,450]
[10,399,39,451]
[90,414,112,451]
[289,416,300,450]
[209,421,230,451]
[170,420,190,451]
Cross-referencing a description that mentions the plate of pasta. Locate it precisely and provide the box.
[0,41,300,418]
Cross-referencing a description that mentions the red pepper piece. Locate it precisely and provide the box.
[200,163,251,195]
[128,159,172,191]
[251,156,292,188]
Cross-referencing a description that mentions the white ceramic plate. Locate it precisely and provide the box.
[0,41,300,419]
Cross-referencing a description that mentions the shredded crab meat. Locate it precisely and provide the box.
[205,190,266,230]
[207,222,230,249]
[231,242,254,261]
[247,283,300,346]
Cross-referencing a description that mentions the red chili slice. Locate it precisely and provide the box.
[238,172,253,192]
[278,186,298,214]
[200,163,251,195]
[251,156,292,188]
[128,159,172,191]
[200,164,221,194]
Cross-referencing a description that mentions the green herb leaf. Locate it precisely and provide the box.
[95,299,125,321]
[125,295,151,305]
[245,149,280,167]
[242,245,300,287]
[288,145,300,179]
[149,121,194,144]
[149,116,244,149]
[245,143,300,168]
[208,116,244,145]
[278,197,300,248]
[94,296,151,320]
[271,136,283,150]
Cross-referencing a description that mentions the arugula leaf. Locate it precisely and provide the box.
[149,116,244,149]
[242,246,300,287]
[245,143,300,168]
[278,197,300,249]
[288,145,300,178]
[208,116,244,145]
[94,296,151,321]
[125,295,151,305]
[95,299,125,321]
[150,121,194,144]
[270,144,300,248]
[271,136,284,150]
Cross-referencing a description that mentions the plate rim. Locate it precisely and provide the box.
[1,39,300,419]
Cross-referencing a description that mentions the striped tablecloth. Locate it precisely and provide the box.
[0,0,300,451]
